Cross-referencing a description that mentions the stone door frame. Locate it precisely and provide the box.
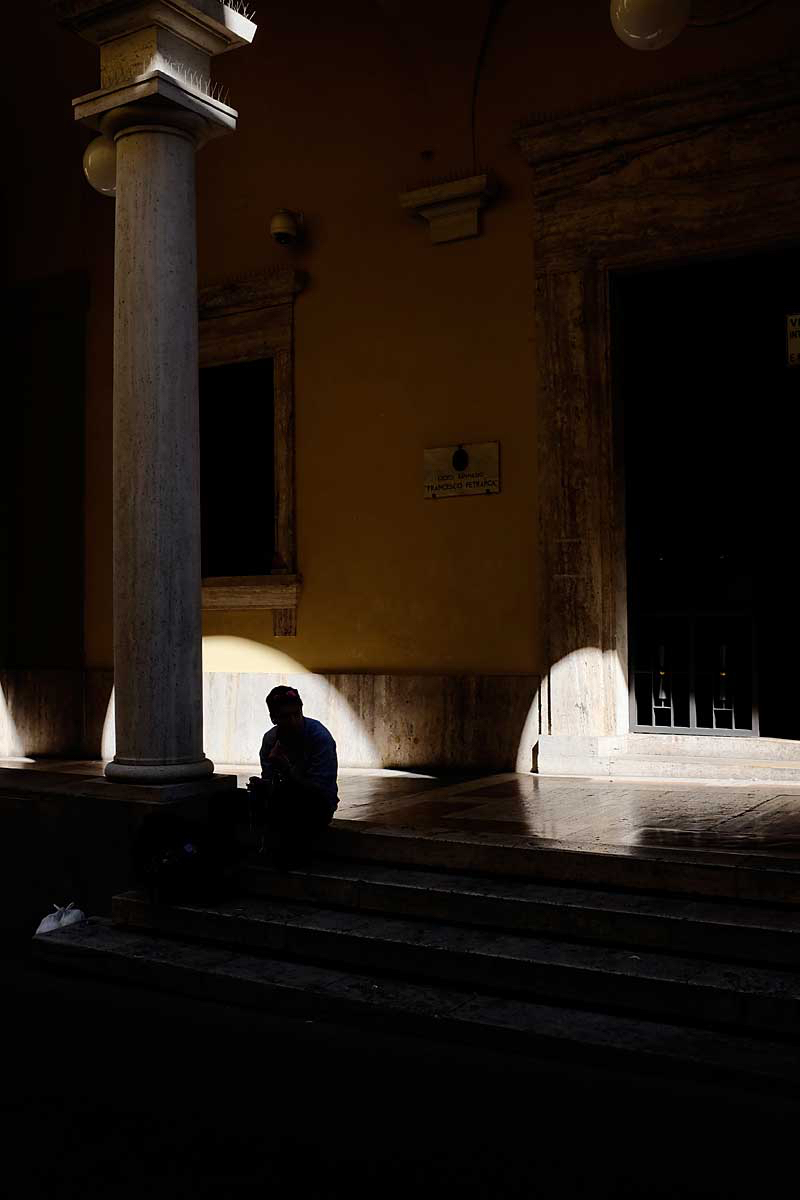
[515,57,800,759]
[198,267,306,635]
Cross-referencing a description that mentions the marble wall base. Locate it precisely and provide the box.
[201,672,542,772]
[3,668,541,771]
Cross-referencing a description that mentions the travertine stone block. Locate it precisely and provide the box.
[100,28,211,90]
[54,1,256,56]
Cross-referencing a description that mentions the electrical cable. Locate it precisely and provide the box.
[689,1,773,27]
[470,0,509,173]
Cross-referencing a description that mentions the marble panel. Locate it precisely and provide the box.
[201,671,540,771]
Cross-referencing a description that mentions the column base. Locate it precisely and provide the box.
[104,757,215,784]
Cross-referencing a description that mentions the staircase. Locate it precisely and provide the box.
[33,821,800,1091]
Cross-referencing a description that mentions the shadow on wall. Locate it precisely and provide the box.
[95,637,541,773]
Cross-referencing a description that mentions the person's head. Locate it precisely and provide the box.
[266,686,304,741]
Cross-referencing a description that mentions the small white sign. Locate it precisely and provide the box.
[424,441,500,499]
[788,313,800,367]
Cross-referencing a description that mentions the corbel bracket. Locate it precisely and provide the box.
[399,173,495,244]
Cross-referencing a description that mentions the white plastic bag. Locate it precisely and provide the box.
[35,902,86,935]
[59,902,86,928]
[35,908,63,934]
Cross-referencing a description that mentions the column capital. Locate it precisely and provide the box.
[98,100,212,147]
[77,76,238,143]
[53,1,256,54]
[54,0,256,139]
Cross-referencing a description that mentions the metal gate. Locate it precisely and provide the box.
[630,609,758,735]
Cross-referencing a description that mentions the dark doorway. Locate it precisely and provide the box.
[199,357,274,579]
[616,247,800,739]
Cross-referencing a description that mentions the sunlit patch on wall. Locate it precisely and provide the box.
[101,687,115,761]
[515,694,540,774]
[202,635,310,675]
[201,638,379,766]
[0,686,27,759]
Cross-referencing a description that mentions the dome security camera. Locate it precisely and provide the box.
[270,209,303,246]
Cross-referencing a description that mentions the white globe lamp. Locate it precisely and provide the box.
[610,0,692,50]
[82,135,117,196]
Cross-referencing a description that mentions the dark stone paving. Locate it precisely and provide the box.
[3,948,799,1200]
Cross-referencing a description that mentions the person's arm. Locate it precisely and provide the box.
[260,731,277,782]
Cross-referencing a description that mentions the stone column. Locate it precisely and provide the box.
[54,0,256,783]
[104,107,209,781]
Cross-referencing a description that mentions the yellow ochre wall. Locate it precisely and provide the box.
[11,1,800,678]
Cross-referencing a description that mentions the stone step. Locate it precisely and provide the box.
[319,823,800,904]
[32,918,800,1093]
[110,890,800,1036]
[627,735,800,763]
[536,734,800,781]
[240,860,800,967]
[592,756,800,783]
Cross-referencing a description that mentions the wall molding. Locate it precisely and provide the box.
[201,574,300,610]
[199,267,308,320]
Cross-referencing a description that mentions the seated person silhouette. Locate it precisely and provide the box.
[248,686,338,868]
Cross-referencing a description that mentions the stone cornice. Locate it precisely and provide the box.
[75,74,237,136]
[515,55,800,173]
[199,268,308,319]
[53,0,256,54]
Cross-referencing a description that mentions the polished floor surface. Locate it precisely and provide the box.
[327,768,800,860]
[3,756,800,861]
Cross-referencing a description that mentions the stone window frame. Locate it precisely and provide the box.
[514,56,800,745]
[198,267,306,636]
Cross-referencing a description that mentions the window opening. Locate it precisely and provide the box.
[199,357,274,579]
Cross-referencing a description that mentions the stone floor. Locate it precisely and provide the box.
[3,756,800,861]
[328,769,800,860]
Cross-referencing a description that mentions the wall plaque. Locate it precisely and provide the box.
[788,313,800,367]
[424,441,500,499]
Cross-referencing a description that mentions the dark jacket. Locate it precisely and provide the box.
[259,716,339,809]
